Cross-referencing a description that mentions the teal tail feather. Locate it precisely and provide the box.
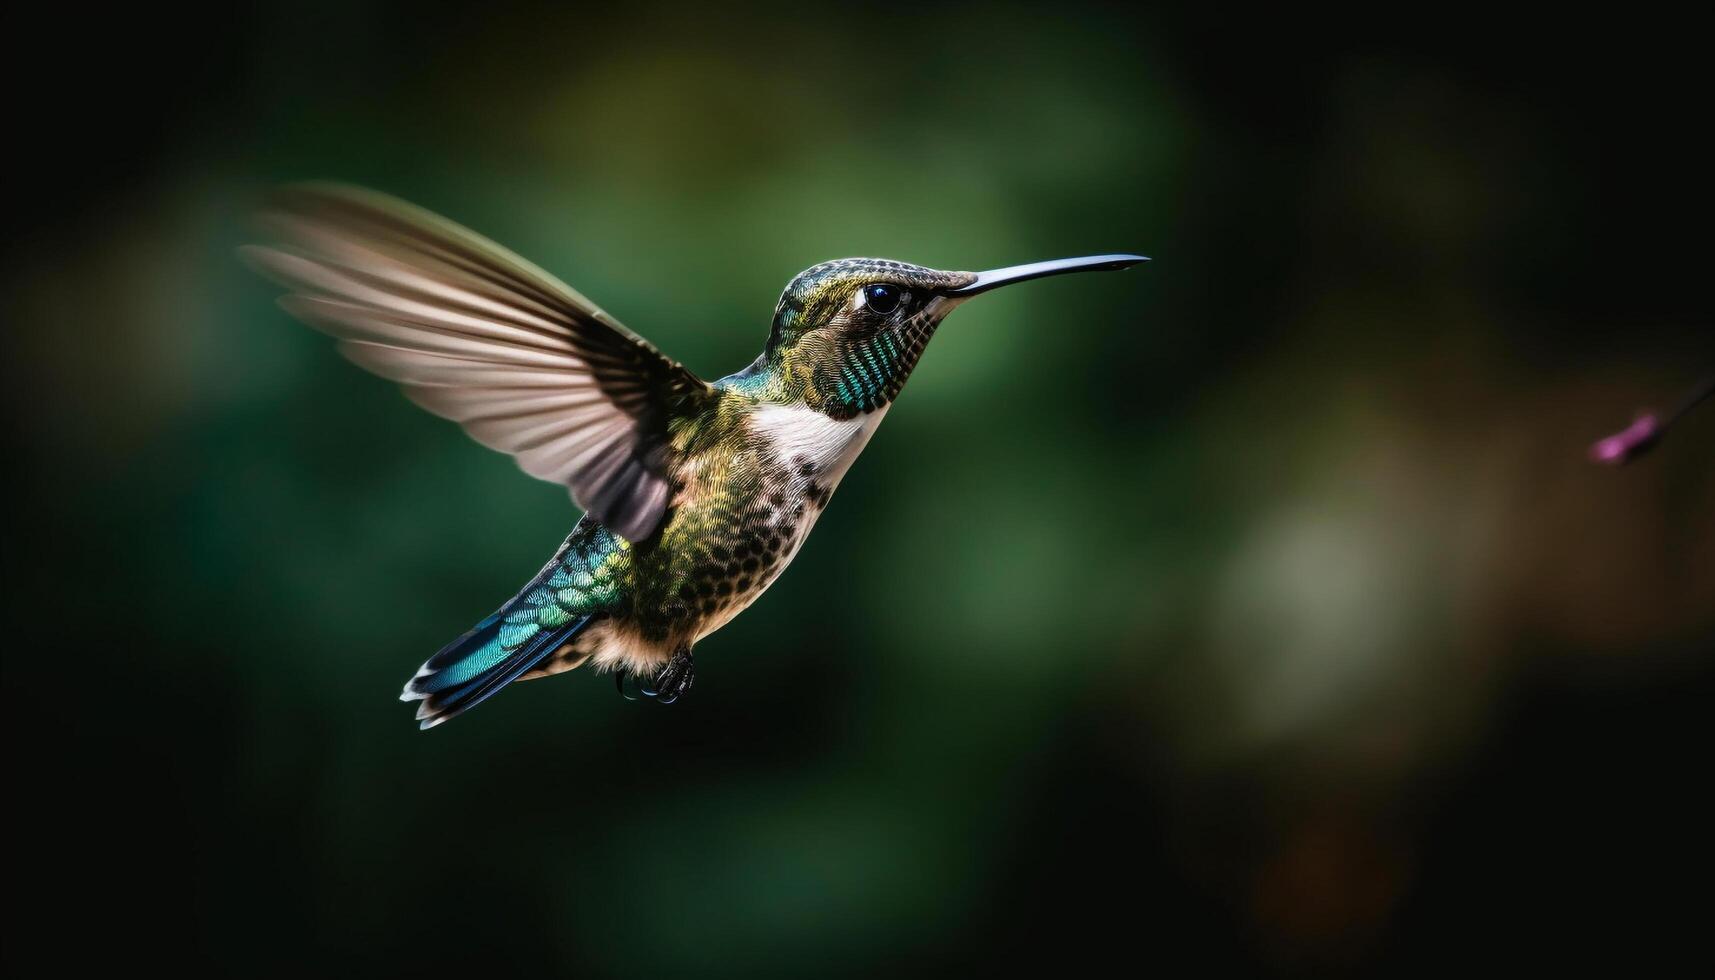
[402,520,620,729]
[402,586,595,730]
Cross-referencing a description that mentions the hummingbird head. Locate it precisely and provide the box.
[758,254,1147,418]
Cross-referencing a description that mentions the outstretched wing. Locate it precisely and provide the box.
[243,184,712,542]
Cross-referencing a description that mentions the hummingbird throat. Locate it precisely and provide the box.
[792,300,953,419]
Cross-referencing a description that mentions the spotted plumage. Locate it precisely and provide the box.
[244,183,1145,727]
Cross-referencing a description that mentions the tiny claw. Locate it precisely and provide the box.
[644,650,694,706]
[615,655,693,705]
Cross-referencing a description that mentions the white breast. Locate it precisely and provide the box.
[748,402,888,485]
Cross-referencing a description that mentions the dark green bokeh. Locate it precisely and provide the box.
[5,2,1712,974]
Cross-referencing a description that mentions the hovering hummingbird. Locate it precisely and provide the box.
[244,185,1147,728]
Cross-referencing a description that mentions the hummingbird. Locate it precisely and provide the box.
[244,184,1147,728]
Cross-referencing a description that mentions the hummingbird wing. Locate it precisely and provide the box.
[243,184,714,543]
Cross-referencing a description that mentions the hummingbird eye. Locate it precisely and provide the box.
[859,283,902,315]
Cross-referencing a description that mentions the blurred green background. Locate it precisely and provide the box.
[5,1,1712,974]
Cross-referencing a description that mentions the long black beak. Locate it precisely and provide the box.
[944,254,1149,296]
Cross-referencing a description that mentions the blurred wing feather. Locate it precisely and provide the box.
[243,184,711,542]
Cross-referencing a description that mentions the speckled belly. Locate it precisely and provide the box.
[633,461,825,646]
[528,402,884,678]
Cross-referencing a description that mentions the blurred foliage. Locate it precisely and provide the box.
[4,1,1712,975]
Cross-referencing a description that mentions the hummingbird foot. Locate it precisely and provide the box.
[639,647,695,705]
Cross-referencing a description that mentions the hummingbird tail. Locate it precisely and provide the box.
[401,607,595,731]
